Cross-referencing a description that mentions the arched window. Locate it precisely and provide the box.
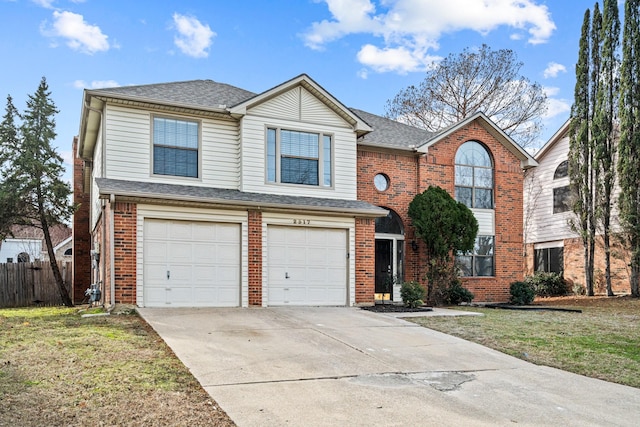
[17,252,30,263]
[554,160,568,179]
[375,209,404,235]
[455,141,494,209]
[64,248,72,256]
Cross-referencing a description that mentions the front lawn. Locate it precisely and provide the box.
[410,296,640,388]
[0,307,235,426]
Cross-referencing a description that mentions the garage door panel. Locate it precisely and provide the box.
[267,226,347,306]
[144,219,240,307]
[169,222,194,240]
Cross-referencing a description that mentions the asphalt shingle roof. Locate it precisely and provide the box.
[96,178,387,217]
[90,80,432,152]
[91,80,257,110]
[351,108,434,150]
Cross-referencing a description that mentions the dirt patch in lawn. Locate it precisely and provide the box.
[0,307,235,426]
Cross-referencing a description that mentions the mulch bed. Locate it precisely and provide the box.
[361,304,433,313]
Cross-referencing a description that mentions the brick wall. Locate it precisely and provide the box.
[72,137,92,303]
[248,210,262,306]
[526,237,630,295]
[355,217,375,305]
[112,202,137,304]
[357,119,526,302]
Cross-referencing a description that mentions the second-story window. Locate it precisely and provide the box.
[455,141,494,209]
[153,116,199,178]
[267,128,332,187]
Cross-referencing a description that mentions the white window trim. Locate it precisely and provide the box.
[265,126,334,189]
[150,114,203,181]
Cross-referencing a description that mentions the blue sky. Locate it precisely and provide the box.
[1,0,604,181]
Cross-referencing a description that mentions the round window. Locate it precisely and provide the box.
[374,173,389,192]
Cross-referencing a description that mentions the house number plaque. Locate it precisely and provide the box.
[292,219,311,225]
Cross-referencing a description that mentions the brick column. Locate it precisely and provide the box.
[72,136,92,303]
[247,210,263,306]
[112,202,137,304]
[355,217,375,305]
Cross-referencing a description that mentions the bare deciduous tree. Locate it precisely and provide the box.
[385,44,548,148]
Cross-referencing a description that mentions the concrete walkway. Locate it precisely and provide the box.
[138,306,640,427]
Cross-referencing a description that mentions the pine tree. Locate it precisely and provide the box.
[0,96,23,240]
[618,0,640,297]
[2,78,74,306]
[569,8,597,296]
[593,0,620,297]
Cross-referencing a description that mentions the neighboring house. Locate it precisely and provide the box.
[0,224,72,263]
[524,120,629,294]
[73,74,536,308]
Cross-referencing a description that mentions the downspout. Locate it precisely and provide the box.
[109,193,116,311]
[101,199,107,307]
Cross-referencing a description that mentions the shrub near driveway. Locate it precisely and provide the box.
[0,307,235,427]
[409,296,640,388]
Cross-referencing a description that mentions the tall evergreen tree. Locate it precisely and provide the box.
[618,0,640,297]
[593,0,620,297]
[569,7,597,296]
[0,96,23,240]
[2,78,74,306]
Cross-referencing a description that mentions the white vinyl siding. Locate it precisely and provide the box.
[240,87,357,199]
[524,135,575,243]
[103,105,240,189]
[90,122,104,231]
[472,209,495,235]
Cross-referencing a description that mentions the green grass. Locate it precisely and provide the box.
[409,297,640,388]
[0,306,234,426]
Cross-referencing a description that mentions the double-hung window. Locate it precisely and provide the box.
[457,236,495,277]
[267,128,332,187]
[153,116,199,178]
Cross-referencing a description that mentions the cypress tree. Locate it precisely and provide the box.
[593,0,620,297]
[569,8,596,296]
[618,0,640,297]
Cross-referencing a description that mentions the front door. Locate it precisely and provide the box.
[375,239,393,296]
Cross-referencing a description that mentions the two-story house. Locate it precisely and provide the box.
[524,120,629,294]
[73,74,536,307]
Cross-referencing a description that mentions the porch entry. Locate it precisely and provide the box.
[374,208,404,301]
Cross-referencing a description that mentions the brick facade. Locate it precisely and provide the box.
[357,120,526,302]
[72,137,92,303]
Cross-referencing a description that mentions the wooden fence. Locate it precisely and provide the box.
[0,261,72,308]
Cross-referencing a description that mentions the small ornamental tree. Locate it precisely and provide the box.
[408,186,478,304]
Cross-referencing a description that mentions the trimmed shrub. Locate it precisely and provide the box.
[510,281,535,305]
[442,280,474,305]
[526,272,568,297]
[400,281,426,308]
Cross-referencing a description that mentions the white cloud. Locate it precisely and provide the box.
[31,0,55,8]
[172,13,215,58]
[73,80,120,89]
[543,62,567,79]
[542,86,571,119]
[357,44,440,74]
[41,11,110,54]
[303,0,556,74]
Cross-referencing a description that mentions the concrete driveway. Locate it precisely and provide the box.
[138,307,640,426]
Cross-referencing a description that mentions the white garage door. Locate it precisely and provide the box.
[143,219,240,307]
[267,226,347,306]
